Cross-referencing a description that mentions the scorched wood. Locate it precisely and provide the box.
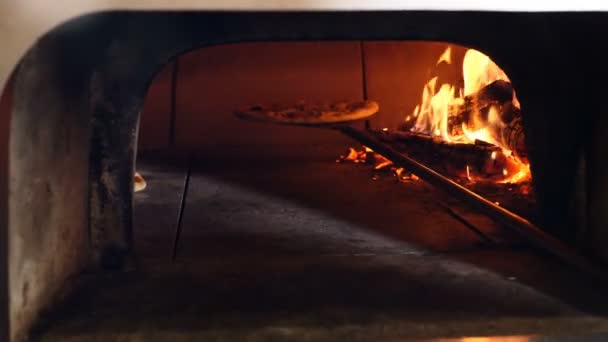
[445,102,526,158]
[401,80,527,158]
[374,130,510,180]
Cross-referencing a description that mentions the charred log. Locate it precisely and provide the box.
[446,102,526,158]
[476,79,514,104]
[400,79,526,158]
[374,130,511,180]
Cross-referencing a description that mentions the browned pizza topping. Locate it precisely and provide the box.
[235,100,378,125]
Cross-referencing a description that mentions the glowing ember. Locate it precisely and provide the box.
[338,146,420,182]
[345,147,358,161]
[374,160,393,170]
[409,46,530,184]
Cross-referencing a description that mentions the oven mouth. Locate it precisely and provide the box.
[137,40,542,258]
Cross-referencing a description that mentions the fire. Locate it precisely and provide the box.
[409,46,530,183]
[437,46,452,65]
[462,49,511,97]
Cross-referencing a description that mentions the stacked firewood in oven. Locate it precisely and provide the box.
[372,80,528,183]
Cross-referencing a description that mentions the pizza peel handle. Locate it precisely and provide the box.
[234,100,379,127]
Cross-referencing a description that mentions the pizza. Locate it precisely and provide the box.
[234,100,379,125]
[134,172,146,192]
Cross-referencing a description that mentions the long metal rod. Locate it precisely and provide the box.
[339,126,607,280]
[435,200,497,246]
[171,158,192,262]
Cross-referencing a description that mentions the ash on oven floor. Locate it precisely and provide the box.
[33,144,608,341]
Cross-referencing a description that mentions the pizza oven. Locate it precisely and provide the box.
[2,5,608,341]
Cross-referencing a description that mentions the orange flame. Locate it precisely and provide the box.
[409,46,530,183]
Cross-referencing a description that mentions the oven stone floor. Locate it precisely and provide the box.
[33,142,608,341]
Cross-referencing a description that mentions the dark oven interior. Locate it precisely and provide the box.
[2,10,608,341]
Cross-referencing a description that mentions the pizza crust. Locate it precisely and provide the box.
[134,172,146,192]
[235,100,379,126]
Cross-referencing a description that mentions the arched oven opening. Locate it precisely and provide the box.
[134,41,537,261]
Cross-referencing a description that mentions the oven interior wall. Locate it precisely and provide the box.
[138,41,463,152]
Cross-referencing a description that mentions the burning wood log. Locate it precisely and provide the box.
[401,80,527,159]
[374,130,515,181]
[448,103,526,158]
[476,79,514,104]
[501,113,526,158]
